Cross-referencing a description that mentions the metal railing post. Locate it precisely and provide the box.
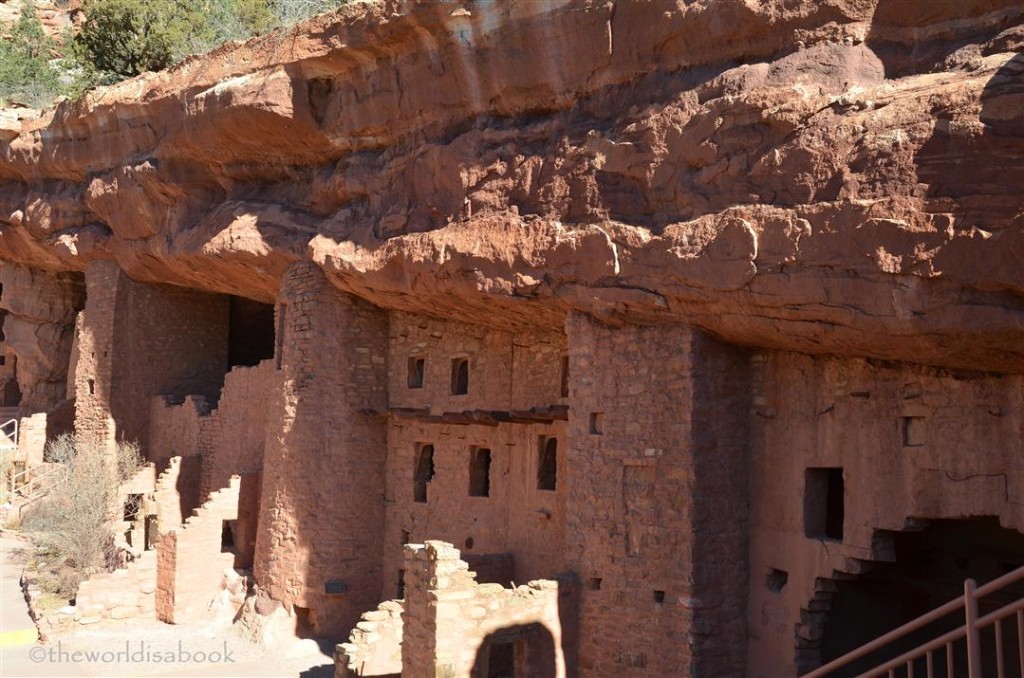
[964,578,983,678]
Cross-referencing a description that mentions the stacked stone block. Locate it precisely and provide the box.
[254,263,389,637]
[156,476,241,624]
[564,313,750,677]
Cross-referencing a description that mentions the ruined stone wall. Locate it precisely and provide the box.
[254,263,388,638]
[399,541,564,678]
[198,360,277,500]
[74,551,157,626]
[156,476,240,624]
[746,351,1024,677]
[111,277,229,451]
[564,314,750,677]
[75,262,229,453]
[149,396,209,468]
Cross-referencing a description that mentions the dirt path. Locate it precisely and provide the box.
[0,535,334,677]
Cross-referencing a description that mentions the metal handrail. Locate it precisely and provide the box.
[805,565,1024,678]
[0,417,17,443]
[7,462,66,499]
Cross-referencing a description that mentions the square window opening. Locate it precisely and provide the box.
[902,416,926,447]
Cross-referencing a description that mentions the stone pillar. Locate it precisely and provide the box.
[74,261,121,450]
[0,262,85,416]
[564,313,750,677]
[254,263,389,638]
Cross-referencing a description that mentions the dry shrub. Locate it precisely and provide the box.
[22,435,144,598]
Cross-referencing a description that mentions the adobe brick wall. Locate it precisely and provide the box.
[563,313,750,677]
[254,263,388,638]
[746,352,1024,676]
[156,476,240,624]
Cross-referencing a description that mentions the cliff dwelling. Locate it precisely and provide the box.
[3,1,1024,677]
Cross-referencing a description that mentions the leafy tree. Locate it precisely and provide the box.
[74,0,214,79]
[0,1,61,106]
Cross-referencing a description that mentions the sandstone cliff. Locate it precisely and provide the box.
[1,0,1024,371]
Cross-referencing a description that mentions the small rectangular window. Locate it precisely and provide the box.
[469,447,491,497]
[407,357,425,389]
[589,412,603,435]
[902,416,926,447]
[537,437,558,491]
[451,358,469,395]
[413,444,435,503]
[804,467,844,541]
[560,355,570,398]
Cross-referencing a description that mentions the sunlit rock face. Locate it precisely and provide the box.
[2,0,1024,369]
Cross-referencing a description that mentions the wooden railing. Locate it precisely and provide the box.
[805,566,1024,677]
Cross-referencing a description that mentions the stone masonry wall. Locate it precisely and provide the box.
[197,360,277,500]
[383,312,568,593]
[254,263,389,638]
[398,541,564,678]
[73,550,157,626]
[75,261,229,453]
[746,352,1024,676]
[156,476,241,624]
[111,275,229,452]
[564,313,750,677]
[388,312,566,413]
[383,419,566,597]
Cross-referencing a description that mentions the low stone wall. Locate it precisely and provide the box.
[335,599,404,678]
[74,551,157,624]
[24,549,158,641]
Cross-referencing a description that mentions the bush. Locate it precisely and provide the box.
[0,1,61,107]
[73,0,351,82]
[22,435,144,598]
[0,0,361,107]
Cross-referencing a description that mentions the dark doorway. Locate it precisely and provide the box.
[471,623,557,678]
[227,296,275,368]
[817,518,1024,677]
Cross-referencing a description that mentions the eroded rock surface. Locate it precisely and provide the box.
[2,0,1024,370]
